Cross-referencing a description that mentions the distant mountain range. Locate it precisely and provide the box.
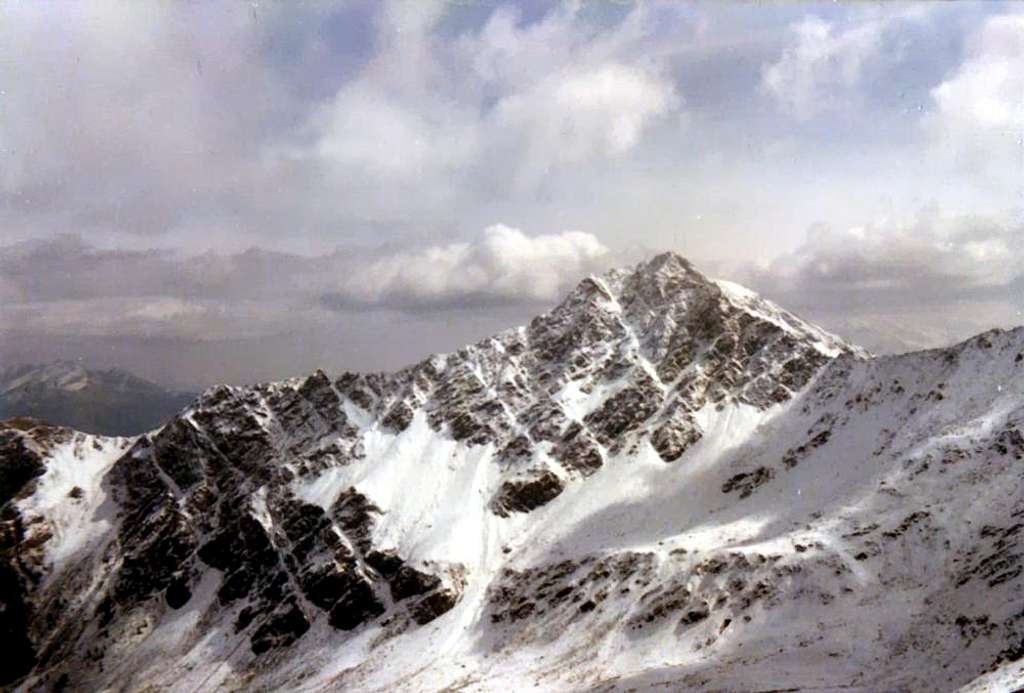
[0,361,195,435]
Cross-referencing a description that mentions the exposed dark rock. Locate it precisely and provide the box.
[332,488,381,555]
[151,418,205,491]
[498,434,534,464]
[389,564,443,601]
[101,446,200,621]
[651,412,702,462]
[275,497,333,564]
[782,428,832,469]
[956,521,1024,589]
[525,404,569,442]
[680,604,710,626]
[0,550,37,685]
[632,584,692,627]
[198,515,279,606]
[335,372,379,413]
[250,600,310,655]
[553,425,604,476]
[990,426,1024,460]
[409,585,462,625]
[955,614,998,645]
[584,378,661,449]
[165,577,192,609]
[327,572,385,631]
[882,511,931,540]
[297,370,342,412]
[492,471,565,517]
[722,467,775,498]
[366,549,405,579]
[0,429,46,506]
[382,401,415,433]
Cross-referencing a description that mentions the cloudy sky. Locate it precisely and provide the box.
[1,1,1021,388]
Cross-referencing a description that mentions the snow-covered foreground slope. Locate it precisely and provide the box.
[3,253,1023,692]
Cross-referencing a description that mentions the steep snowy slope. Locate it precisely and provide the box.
[0,418,134,685]
[2,253,1023,692]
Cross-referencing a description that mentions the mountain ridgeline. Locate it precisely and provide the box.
[0,362,195,436]
[2,253,1024,692]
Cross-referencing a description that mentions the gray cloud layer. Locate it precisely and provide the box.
[741,212,1024,353]
[0,225,611,354]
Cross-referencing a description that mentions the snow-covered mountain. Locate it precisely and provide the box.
[0,361,195,436]
[3,252,1024,692]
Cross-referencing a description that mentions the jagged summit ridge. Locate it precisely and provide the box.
[340,251,863,462]
[27,254,1024,692]
[172,251,859,531]
[0,252,866,688]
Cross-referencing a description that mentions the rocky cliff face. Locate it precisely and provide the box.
[3,253,1023,692]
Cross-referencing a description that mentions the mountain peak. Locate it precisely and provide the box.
[0,361,195,435]
[595,250,706,303]
[638,249,697,275]
[0,361,90,394]
[14,255,1024,691]
[560,252,860,363]
[0,360,167,395]
[303,253,864,472]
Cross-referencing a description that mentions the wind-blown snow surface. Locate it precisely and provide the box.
[15,431,132,571]
[4,253,1024,692]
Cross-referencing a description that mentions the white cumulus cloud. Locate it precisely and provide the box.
[329,224,610,309]
[289,2,682,210]
[761,8,929,120]
[493,63,678,191]
[924,12,1024,176]
[762,16,882,120]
